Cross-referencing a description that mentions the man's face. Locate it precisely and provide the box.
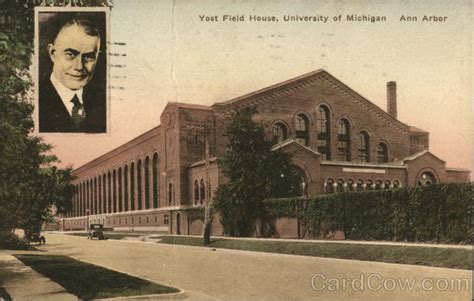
[48,24,100,90]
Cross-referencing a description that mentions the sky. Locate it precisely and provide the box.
[38,0,472,173]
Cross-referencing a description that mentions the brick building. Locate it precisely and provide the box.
[61,69,470,236]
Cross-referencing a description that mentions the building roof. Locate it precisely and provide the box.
[212,68,412,132]
[271,138,321,156]
[171,102,213,111]
[399,150,446,164]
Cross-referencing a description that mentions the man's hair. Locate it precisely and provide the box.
[50,13,101,44]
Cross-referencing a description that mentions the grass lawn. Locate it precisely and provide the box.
[156,236,472,270]
[67,232,144,240]
[14,254,178,299]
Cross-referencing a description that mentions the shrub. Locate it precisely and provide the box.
[262,183,473,243]
[0,231,30,250]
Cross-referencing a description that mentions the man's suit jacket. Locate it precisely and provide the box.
[38,78,106,133]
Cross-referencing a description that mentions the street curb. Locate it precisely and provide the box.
[99,291,187,300]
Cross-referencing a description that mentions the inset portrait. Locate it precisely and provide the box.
[35,8,108,133]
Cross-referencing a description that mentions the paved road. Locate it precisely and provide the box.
[37,233,471,300]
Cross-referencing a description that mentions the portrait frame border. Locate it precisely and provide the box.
[33,6,111,136]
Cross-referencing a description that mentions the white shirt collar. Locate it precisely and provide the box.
[50,73,84,116]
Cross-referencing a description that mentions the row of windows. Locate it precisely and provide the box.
[193,178,211,205]
[69,153,160,218]
[324,178,402,193]
[271,106,389,163]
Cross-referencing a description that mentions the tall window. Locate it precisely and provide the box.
[295,114,309,146]
[152,153,159,208]
[376,143,389,163]
[93,177,97,214]
[316,105,330,160]
[130,162,135,211]
[200,179,205,204]
[86,180,90,214]
[107,172,111,213]
[272,122,288,144]
[98,177,101,214]
[102,174,106,214]
[118,167,123,212]
[137,159,142,210]
[78,183,82,216]
[83,182,86,215]
[113,170,117,213]
[145,156,150,209]
[358,131,370,162]
[168,183,174,206]
[194,180,199,203]
[124,165,128,212]
[338,119,351,161]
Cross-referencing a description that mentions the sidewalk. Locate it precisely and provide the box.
[0,252,76,301]
[51,230,472,250]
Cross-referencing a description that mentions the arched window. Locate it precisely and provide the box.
[124,165,128,212]
[417,171,437,186]
[376,143,389,163]
[347,179,355,191]
[375,179,383,190]
[338,119,351,161]
[385,180,391,189]
[295,114,309,146]
[316,105,331,160]
[289,166,307,197]
[356,179,364,191]
[152,153,159,208]
[393,180,401,189]
[200,179,205,204]
[130,162,135,211]
[324,178,335,194]
[145,156,150,209]
[336,179,345,192]
[366,179,374,190]
[358,131,370,162]
[194,180,199,204]
[272,122,288,144]
[137,159,142,210]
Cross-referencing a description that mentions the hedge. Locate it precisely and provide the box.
[263,183,473,243]
[0,231,30,250]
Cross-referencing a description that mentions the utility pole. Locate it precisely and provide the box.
[203,126,213,245]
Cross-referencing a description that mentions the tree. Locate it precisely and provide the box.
[214,107,300,237]
[0,1,111,237]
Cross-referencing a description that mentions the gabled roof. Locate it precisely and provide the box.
[212,68,410,132]
[400,150,446,164]
[213,69,326,107]
[271,138,321,157]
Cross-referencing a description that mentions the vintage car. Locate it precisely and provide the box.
[24,232,46,245]
[87,224,105,240]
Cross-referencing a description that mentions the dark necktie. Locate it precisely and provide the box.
[71,94,85,128]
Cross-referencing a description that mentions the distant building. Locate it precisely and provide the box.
[62,69,470,236]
